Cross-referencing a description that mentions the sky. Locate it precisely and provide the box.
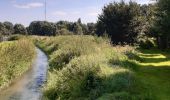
[0,0,155,26]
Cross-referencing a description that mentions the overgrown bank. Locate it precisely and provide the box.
[34,35,149,100]
[0,39,35,90]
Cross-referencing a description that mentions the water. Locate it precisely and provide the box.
[0,48,48,100]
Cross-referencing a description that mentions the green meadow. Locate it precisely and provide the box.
[136,50,170,100]
[0,0,170,99]
[0,35,170,100]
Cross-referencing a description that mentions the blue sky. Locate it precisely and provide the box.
[0,0,154,26]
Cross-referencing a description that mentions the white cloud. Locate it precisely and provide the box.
[14,2,44,9]
[52,11,67,16]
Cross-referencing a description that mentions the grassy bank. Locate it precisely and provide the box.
[34,35,148,100]
[0,39,35,90]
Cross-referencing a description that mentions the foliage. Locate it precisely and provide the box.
[154,0,170,36]
[0,39,35,90]
[137,33,156,49]
[28,21,56,36]
[152,0,170,49]
[3,21,14,35]
[96,1,141,44]
[27,19,94,36]
[96,1,156,45]
[14,24,27,35]
[0,22,13,36]
[73,22,83,35]
[0,22,27,36]
[8,34,25,41]
[58,28,74,35]
[0,22,5,36]
[86,23,96,35]
[34,35,147,100]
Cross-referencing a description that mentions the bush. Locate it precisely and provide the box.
[58,28,74,35]
[137,34,156,49]
[8,34,24,41]
[139,39,155,49]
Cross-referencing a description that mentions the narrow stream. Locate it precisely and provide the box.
[0,48,48,100]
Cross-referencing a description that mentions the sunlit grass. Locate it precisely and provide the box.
[33,35,170,100]
[0,39,35,90]
[34,35,142,100]
[139,53,166,59]
[136,49,170,100]
[138,50,170,67]
[139,61,170,66]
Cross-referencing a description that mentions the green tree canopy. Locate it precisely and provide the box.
[14,24,27,35]
[3,21,14,35]
[28,21,56,36]
[96,1,141,44]
[153,0,170,49]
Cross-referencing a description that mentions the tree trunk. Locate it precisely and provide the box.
[158,36,168,49]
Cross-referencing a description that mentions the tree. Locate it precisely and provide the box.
[58,28,74,35]
[3,21,14,35]
[153,0,170,49]
[139,4,156,36]
[96,1,141,44]
[28,21,56,36]
[0,22,6,35]
[86,23,96,35]
[77,18,82,24]
[73,22,83,35]
[14,24,27,34]
[56,21,74,33]
[0,22,14,36]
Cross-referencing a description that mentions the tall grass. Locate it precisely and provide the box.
[34,35,147,100]
[0,39,35,90]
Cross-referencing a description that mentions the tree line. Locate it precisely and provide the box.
[0,19,96,36]
[0,0,169,49]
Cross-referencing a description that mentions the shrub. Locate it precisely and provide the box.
[137,34,156,49]
[8,34,24,41]
[58,28,74,35]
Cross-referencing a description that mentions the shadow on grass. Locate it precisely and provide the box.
[120,60,170,71]
[139,54,162,57]
[121,49,170,100]
[138,49,170,57]
[141,58,170,63]
[125,49,170,64]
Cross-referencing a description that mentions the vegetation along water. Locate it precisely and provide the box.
[0,0,170,100]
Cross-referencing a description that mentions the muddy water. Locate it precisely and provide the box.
[0,48,48,100]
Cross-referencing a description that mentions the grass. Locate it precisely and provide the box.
[0,39,35,90]
[33,35,148,100]
[135,49,170,100]
[1,34,169,99]
[33,35,170,100]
